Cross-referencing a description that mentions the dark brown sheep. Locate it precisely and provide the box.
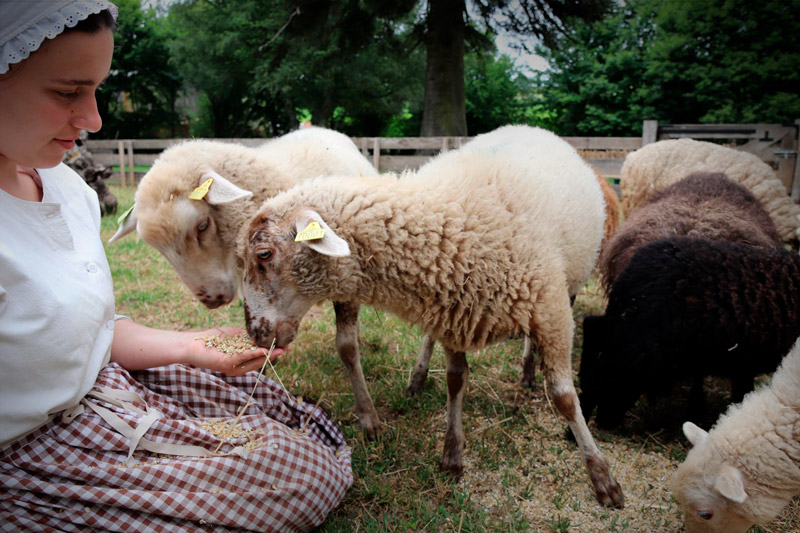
[598,172,782,294]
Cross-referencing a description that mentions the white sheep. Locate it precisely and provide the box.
[620,138,800,244]
[108,127,386,437]
[672,336,800,532]
[407,136,618,394]
[238,125,624,508]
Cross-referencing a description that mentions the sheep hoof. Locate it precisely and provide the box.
[407,371,428,396]
[587,455,626,509]
[407,380,425,396]
[595,480,625,509]
[439,460,463,479]
[520,376,537,391]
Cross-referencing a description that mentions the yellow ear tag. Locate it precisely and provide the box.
[116,204,135,225]
[295,221,326,242]
[189,177,214,200]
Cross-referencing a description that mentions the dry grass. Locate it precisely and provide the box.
[102,184,799,532]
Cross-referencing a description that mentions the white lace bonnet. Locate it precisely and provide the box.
[0,0,118,75]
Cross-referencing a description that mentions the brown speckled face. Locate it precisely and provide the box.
[241,212,315,349]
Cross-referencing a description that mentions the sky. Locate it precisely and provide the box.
[495,33,550,72]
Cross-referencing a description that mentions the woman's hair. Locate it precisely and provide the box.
[63,10,116,34]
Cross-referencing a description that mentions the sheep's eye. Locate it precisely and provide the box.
[256,249,273,261]
[697,510,713,520]
[197,218,209,232]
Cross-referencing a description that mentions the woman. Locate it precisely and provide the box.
[0,3,352,531]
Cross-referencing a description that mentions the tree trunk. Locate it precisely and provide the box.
[420,0,467,137]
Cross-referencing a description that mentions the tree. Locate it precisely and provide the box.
[536,0,800,135]
[416,0,612,136]
[166,0,422,137]
[464,52,553,133]
[96,0,182,138]
[252,0,422,136]
[167,0,283,137]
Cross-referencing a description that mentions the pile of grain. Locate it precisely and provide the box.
[199,332,260,354]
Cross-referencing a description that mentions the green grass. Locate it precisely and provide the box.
[101,184,799,532]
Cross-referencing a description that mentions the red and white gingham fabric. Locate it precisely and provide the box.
[0,363,353,532]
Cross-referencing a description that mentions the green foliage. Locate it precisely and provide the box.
[536,0,800,135]
[97,0,182,138]
[166,0,286,137]
[464,53,556,134]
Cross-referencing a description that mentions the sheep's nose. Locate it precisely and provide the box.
[244,304,277,348]
[199,293,232,309]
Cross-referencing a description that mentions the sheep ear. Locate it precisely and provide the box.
[682,422,709,446]
[108,204,137,243]
[294,211,350,258]
[714,464,748,503]
[202,171,253,205]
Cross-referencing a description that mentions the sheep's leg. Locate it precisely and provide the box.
[333,301,380,438]
[440,347,469,477]
[536,288,625,509]
[520,335,537,389]
[408,334,436,395]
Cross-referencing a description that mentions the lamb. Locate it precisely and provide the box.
[672,337,800,533]
[107,127,388,437]
[580,236,800,430]
[408,160,618,394]
[619,138,800,245]
[598,172,782,293]
[238,125,625,508]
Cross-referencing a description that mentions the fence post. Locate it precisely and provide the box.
[642,120,658,145]
[441,137,449,152]
[791,119,800,204]
[117,140,126,187]
[126,140,135,186]
[372,137,380,172]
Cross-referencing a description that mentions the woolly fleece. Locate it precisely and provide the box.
[672,337,800,532]
[598,172,782,292]
[620,138,800,244]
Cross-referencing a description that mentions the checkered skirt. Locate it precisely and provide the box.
[0,363,353,532]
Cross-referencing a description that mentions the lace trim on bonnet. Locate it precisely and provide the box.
[0,1,118,75]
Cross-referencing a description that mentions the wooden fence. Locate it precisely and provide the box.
[84,119,800,200]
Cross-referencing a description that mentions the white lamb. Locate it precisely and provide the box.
[672,337,800,532]
[107,127,386,436]
[621,138,800,244]
[238,125,624,508]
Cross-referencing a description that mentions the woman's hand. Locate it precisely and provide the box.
[187,327,285,377]
[110,319,284,374]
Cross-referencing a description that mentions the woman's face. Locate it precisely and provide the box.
[0,28,114,170]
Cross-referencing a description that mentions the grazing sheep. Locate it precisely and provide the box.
[672,337,800,533]
[107,127,386,437]
[580,237,800,430]
[407,134,617,395]
[620,138,800,244]
[598,172,782,293]
[239,125,625,508]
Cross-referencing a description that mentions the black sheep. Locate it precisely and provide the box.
[580,236,800,429]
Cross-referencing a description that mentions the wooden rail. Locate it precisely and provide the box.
[84,120,799,199]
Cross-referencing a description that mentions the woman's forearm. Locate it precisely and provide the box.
[110,318,282,375]
[110,319,193,370]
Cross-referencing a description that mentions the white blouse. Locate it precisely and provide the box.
[0,163,115,446]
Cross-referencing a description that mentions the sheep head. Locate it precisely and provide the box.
[110,165,253,309]
[671,422,755,533]
[241,206,350,349]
